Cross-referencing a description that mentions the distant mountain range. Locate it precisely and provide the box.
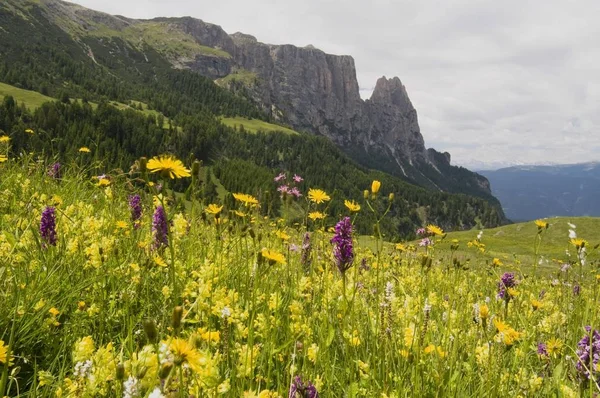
[480,163,600,221]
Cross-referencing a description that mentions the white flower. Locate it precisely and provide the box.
[568,222,576,229]
[221,306,232,318]
[569,229,577,239]
[123,376,140,398]
[477,230,483,240]
[74,360,93,379]
[148,388,165,398]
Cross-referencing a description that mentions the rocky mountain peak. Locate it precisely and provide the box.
[370,76,413,110]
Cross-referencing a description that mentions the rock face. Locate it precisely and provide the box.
[41,0,493,196]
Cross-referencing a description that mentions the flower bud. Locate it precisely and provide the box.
[363,190,370,200]
[371,180,381,194]
[143,319,158,343]
[159,362,173,379]
[388,192,394,202]
[172,306,184,330]
[116,363,125,381]
[139,157,148,174]
[192,160,201,177]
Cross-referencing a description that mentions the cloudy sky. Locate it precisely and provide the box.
[69,0,600,169]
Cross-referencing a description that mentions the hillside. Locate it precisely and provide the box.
[0,0,507,238]
[480,163,600,221]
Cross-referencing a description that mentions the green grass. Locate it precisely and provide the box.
[0,82,55,110]
[215,68,258,87]
[424,217,600,272]
[220,116,299,135]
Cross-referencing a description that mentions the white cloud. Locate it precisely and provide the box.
[68,0,600,169]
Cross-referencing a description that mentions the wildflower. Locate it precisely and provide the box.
[344,199,361,212]
[426,224,444,236]
[308,211,326,221]
[537,342,548,357]
[0,155,7,163]
[278,185,290,194]
[289,376,319,397]
[546,338,563,355]
[128,194,142,226]
[49,307,60,317]
[570,238,587,249]
[38,370,54,387]
[492,258,503,267]
[479,304,490,320]
[293,174,303,183]
[331,217,354,274]
[48,162,61,179]
[151,206,168,250]
[147,155,191,179]
[276,230,290,241]
[497,272,516,300]
[96,178,111,187]
[205,204,223,215]
[40,206,57,247]
[123,376,140,398]
[78,147,91,153]
[233,193,259,206]
[73,336,95,362]
[371,180,381,194]
[534,219,549,229]
[419,238,432,247]
[261,248,286,265]
[0,135,10,143]
[290,187,302,198]
[307,344,319,363]
[148,388,165,398]
[274,172,286,182]
[575,326,600,380]
[307,189,330,204]
[25,128,34,134]
[531,299,543,310]
[416,228,426,235]
[0,340,12,365]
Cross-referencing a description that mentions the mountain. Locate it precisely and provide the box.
[480,163,600,221]
[0,0,507,237]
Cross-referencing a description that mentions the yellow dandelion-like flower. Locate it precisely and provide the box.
[507,288,519,297]
[261,248,286,265]
[275,230,290,241]
[307,188,330,204]
[147,155,191,179]
[0,135,10,143]
[233,210,247,217]
[570,238,587,248]
[96,178,111,187]
[49,307,60,317]
[492,258,503,267]
[25,128,34,135]
[233,193,259,206]
[546,338,563,355]
[534,219,548,229]
[0,155,7,163]
[0,340,12,365]
[205,204,223,215]
[479,304,489,320]
[426,224,444,236]
[344,199,361,212]
[395,243,407,252]
[424,344,436,354]
[78,147,91,153]
[308,211,326,221]
[371,180,381,194]
[531,299,543,310]
[169,338,202,373]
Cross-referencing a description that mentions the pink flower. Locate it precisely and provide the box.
[274,172,286,182]
[293,174,303,183]
[290,187,302,198]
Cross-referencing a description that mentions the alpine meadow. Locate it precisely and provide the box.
[1,0,600,397]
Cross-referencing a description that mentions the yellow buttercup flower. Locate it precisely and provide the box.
[0,135,10,143]
[307,188,330,204]
[308,211,326,221]
[0,155,7,163]
[96,178,111,187]
[344,199,361,212]
[205,204,223,215]
[371,180,381,194]
[426,224,444,236]
[147,155,191,179]
[25,128,34,134]
[233,193,259,206]
[261,248,286,265]
[78,147,91,153]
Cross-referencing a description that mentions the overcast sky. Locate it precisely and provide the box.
[69,0,600,169]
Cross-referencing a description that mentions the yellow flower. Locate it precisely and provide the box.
[530,299,543,310]
[199,329,221,343]
[308,211,326,221]
[307,188,330,204]
[147,155,191,179]
[154,256,168,267]
[169,338,203,373]
[261,248,286,265]
[38,370,54,387]
[0,155,7,163]
[0,340,12,365]
[546,338,563,355]
[307,343,319,363]
[344,199,361,212]
[426,224,444,236]
[25,128,34,134]
[233,210,247,217]
[570,238,587,248]
[96,178,111,187]
[0,135,10,143]
[73,336,95,362]
[424,344,436,354]
[116,220,128,229]
[233,193,259,206]
[534,219,548,229]
[395,243,407,252]
[371,180,381,194]
[507,288,519,297]
[275,230,290,241]
[479,304,489,320]
[78,147,91,153]
[492,258,503,267]
[205,204,223,215]
[49,307,60,317]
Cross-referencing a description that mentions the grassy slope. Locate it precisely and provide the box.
[430,217,600,271]
[0,82,54,110]
[215,68,258,86]
[220,116,299,135]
